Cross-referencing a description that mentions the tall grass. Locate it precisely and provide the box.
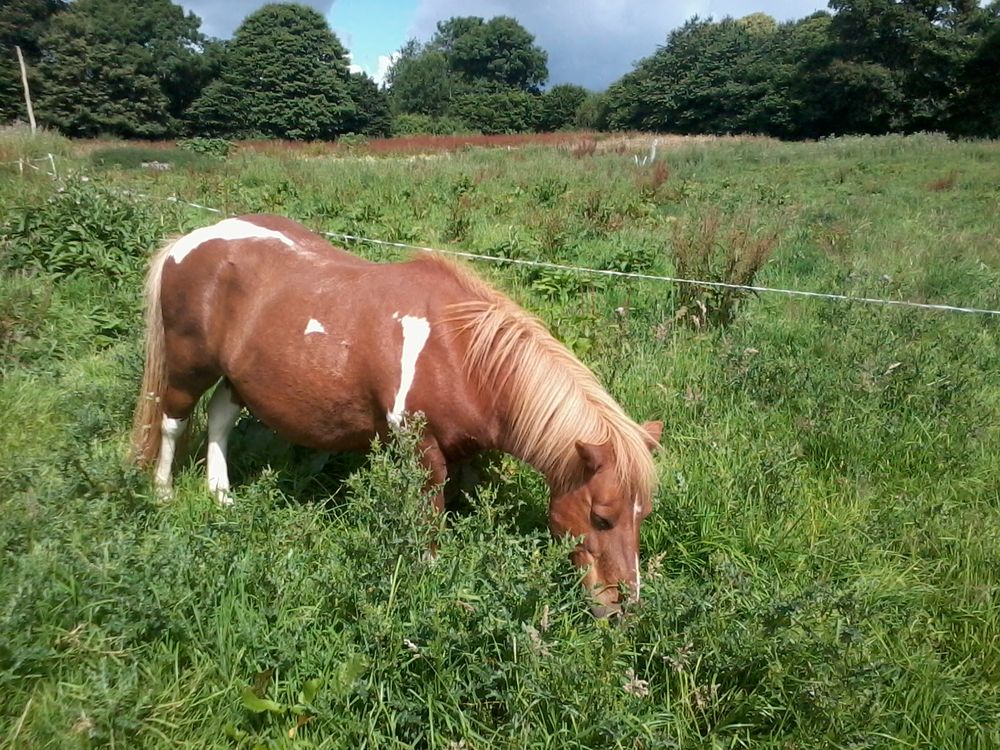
[1,132,998,748]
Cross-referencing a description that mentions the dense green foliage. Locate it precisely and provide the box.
[33,0,207,137]
[538,84,589,132]
[605,1,1000,137]
[341,72,393,138]
[386,16,549,134]
[0,0,65,123]
[2,0,998,138]
[1,131,999,747]
[437,16,548,92]
[185,4,355,140]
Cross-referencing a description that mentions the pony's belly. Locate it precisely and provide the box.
[232,377,383,453]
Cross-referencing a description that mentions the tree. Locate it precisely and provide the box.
[0,0,67,123]
[186,4,354,140]
[34,0,203,137]
[827,0,987,131]
[950,5,1000,135]
[538,84,588,131]
[385,39,457,117]
[605,17,797,136]
[575,91,609,130]
[342,72,392,137]
[386,15,549,134]
[436,16,548,92]
[450,84,541,134]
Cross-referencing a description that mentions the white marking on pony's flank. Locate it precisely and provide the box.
[154,415,188,495]
[634,496,641,521]
[304,318,326,335]
[387,315,431,427]
[168,218,294,264]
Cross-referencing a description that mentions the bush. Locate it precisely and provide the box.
[336,133,369,150]
[575,92,610,131]
[88,145,215,171]
[538,84,589,132]
[177,137,233,159]
[451,89,542,134]
[0,180,162,280]
[391,113,472,136]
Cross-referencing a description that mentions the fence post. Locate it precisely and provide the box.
[15,46,37,135]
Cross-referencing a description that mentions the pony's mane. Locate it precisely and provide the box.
[417,255,657,498]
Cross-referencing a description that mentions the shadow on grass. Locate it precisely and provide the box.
[183,415,551,534]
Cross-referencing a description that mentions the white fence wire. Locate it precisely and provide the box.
[15,154,1000,318]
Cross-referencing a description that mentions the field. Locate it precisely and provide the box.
[1,128,999,749]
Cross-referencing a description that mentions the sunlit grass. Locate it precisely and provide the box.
[1,132,998,748]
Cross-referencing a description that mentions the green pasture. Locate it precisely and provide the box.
[1,131,998,748]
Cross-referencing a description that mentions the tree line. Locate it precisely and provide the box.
[2,0,997,140]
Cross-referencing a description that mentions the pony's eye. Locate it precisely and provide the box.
[591,514,613,531]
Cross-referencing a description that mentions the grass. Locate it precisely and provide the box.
[1,130,998,748]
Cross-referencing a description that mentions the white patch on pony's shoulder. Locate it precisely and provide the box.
[387,315,430,427]
[168,218,294,264]
[304,318,326,335]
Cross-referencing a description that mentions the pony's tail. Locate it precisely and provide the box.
[130,240,174,467]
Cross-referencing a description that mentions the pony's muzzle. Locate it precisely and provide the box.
[590,601,622,619]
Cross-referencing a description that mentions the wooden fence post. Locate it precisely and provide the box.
[15,46,37,135]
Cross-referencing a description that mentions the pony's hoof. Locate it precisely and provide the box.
[154,484,173,501]
[214,490,234,507]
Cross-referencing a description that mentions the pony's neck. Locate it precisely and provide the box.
[490,386,588,497]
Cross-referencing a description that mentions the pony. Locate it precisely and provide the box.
[131,215,662,615]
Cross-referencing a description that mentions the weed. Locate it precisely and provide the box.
[446,195,474,242]
[0,123,73,163]
[571,138,597,158]
[636,161,670,200]
[531,177,569,205]
[1,179,162,281]
[670,210,779,327]
[925,170,958,191]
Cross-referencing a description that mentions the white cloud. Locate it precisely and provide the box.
[410,0,829,90]
[178,1,335,39]
[374,53,400,88]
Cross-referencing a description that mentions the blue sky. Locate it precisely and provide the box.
[179,0,831,90]
[328,0,416,86]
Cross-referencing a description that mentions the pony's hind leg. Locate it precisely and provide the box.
[206,379,242,506]
[154,414,189,497]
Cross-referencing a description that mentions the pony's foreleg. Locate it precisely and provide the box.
[418,435,448,513]
[154,415,189,497]
[206,380,242,506]
[416,435,449,562]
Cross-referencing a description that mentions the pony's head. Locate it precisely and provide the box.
[548,420,662,617]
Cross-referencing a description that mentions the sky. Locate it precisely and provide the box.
[177,0,831,90]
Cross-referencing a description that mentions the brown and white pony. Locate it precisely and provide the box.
[131,214,662,615]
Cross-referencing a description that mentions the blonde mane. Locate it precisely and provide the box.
[424,256,658,498]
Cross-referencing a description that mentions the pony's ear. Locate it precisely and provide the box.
[575,440,612,473]
[642,421,663,451]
